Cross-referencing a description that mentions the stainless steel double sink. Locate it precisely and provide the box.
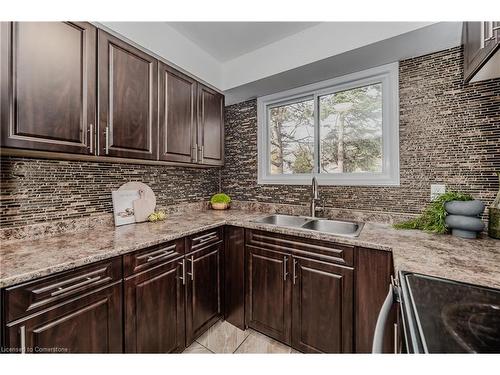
[251,214,364,237]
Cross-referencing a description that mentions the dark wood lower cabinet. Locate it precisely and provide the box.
[292,256,353,353]
[0,227,395,354]
[5,282,122,353]
[124,257,185,353]
[246,245,291,344]
[224,226,245,330]
[245,229,360,353]
[185,242,223,345]
[355,247,394,353]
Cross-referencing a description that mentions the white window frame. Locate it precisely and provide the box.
[257,62,400,186]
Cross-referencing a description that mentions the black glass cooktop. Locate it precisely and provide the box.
[402,272,500,353]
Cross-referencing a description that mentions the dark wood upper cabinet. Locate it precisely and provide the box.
[246,245,292,345]
[158,63,197,163]
[98,30,158,160]
[463,21,500,83]
[185,241,223,344]
[1,23,225,165]
[291,256,353,353]
[124,257,185,353]
[197,84,224,166]
[0,22,96,154]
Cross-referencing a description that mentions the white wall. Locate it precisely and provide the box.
[221,22,434,89]
[99,22,223,89]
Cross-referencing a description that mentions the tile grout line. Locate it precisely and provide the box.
[192,340,215,354]
[232,330,253,353]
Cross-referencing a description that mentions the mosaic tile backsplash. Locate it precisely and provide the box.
[1,47,499,230]
[221,47,500,215]
[0,158,220,227]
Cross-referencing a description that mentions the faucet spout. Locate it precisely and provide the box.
[312,176,319,199]
[311,177,320,218]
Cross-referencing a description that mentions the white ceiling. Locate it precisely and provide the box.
[101,22,462,104]
[167,22,320,62]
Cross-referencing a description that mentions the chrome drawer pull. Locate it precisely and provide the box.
[50,276,102,297]
[146,250,175,262]
[283,256,288,281]
[198,235,217,243]
[194,231,218,242]
[136,245,176,261]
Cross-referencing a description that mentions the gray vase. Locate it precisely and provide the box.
[444,200,485,216]
[445,200,485,239]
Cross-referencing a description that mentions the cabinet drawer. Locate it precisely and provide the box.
[246,229,353,266]
[123,238,185,277]
[186,227,223,254]
[4,257,122,323]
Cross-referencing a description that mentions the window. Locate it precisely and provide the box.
[257,63,399,186]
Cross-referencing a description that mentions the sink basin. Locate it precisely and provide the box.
[251,215,364,237]
[301,219,364,237]
[252,214,311,227]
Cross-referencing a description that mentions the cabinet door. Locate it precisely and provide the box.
[463,22,500,82]
[291,256,353,353]
[354,247,394,353]
[185,242,223,344]
[224,226,246,330]
[158,63,197,163]
[98,31,158,160]
[5,283,122,353]
[246,245,291,344]
[124,257,185,353]
[0,22,96,154]
[197,84,224,166]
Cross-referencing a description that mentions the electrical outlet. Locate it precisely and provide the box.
[430,184,446,201]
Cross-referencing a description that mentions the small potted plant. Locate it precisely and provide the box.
[210,193,231,210]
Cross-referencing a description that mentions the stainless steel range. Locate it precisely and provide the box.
[373,271,500,353]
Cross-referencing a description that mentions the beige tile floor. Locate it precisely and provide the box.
[183,320,301,354]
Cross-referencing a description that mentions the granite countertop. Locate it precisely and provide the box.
[1,209,499,289]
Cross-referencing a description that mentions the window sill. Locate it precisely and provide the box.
[257,173,400,186]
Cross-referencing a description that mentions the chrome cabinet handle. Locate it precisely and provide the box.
[199,145,204,164]
[393,323,398,354]
[179,259,186,285]
[89,123,94,154]
[50,276,102,297]
[187,255,194,281]
[292,259,297,285]
[192,143,198,163]
[105,125,110,155]
[283,256,288,281]
[20,325,26,354]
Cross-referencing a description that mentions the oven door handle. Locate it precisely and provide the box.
[372,283,395,353]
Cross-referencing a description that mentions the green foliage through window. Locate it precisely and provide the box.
[268,84,383,175]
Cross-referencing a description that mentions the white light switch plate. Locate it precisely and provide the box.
[430,184,446,201]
